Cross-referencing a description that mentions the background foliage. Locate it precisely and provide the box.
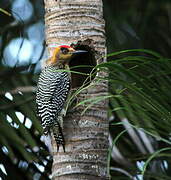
[0,0,171,179]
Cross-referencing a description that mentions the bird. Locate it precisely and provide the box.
[36,45,87,152]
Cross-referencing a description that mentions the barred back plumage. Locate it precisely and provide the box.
[36,65,70,151]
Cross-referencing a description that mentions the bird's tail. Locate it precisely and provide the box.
[53,122,65,152]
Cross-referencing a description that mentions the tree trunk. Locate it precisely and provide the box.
[44,0,108,179]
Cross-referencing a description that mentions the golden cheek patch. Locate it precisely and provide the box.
[59,54,73,60]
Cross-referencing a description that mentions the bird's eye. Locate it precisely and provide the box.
[61,48,69,54]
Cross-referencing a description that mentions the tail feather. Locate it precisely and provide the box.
[53,122,65,152]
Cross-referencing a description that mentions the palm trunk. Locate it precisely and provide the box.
[44,0,108,179]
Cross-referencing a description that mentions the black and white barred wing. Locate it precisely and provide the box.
[36,68,70,133]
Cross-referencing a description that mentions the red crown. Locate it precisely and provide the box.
[59,45,71,48]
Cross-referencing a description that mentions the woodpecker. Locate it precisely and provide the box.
[36,45,86,152]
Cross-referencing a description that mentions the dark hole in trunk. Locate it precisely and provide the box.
[69,39,96,88]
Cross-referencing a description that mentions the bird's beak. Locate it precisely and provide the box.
[72,50,88,54]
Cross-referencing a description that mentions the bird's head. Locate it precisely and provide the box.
[46,45,87,66]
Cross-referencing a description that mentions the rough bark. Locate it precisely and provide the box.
[44,0,108,179]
